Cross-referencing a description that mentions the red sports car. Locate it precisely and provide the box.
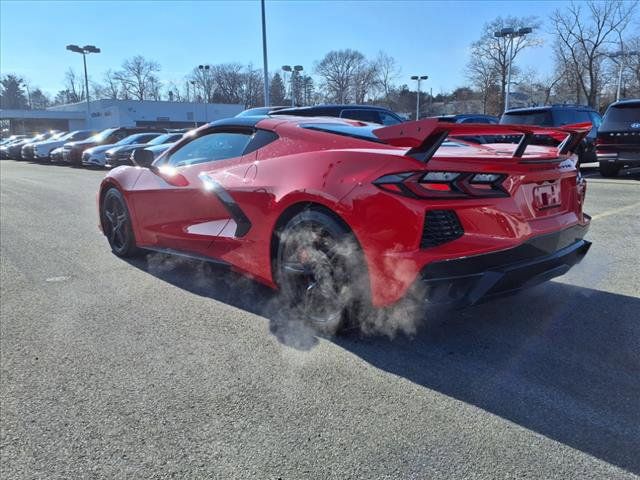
[98,116,592,333]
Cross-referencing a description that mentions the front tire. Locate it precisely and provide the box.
[599,161,621,178]
[100,188,140,257]
[275,210,367,335]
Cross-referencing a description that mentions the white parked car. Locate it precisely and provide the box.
[33,130,96,161]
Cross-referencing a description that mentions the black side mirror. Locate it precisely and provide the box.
[132,148,155,168]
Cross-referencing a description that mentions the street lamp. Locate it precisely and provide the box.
[261,0,269,107]
[198,64,210,121]
[66,44,100,126]
[494,27,533,112]
[609,50,640,101]
[282,65,303,107]
[410,75,428,120]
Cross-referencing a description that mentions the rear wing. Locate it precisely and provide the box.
[372,119,592,162]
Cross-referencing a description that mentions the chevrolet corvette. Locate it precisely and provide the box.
[98,116,592,333]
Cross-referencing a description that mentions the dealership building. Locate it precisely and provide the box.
[0,99,244,134]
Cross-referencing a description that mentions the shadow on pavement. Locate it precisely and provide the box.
[126,252,640,474]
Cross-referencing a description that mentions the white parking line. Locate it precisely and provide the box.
[590,202,640,220]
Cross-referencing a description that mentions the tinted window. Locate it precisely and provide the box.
[379,111,402,125]
[500,110,553,126]
[243,129,279,155]
[301,123,383,143]
[167,131,252,167]
[70,130,96,141]
[552,110,577,125]
[601,103,640,131]
[340,109,381,124]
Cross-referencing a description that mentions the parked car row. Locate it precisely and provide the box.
[1,127,189,169]
[2,100,637,176]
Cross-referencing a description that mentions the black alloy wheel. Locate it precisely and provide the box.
[276,210,367,335]
[101,188,140,257]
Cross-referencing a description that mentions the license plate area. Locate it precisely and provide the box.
[533,182,561,210]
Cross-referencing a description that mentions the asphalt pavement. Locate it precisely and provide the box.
[1,160,639,479]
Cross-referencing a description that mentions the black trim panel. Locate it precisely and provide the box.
[419,223,591,306]
[204,178,252,237]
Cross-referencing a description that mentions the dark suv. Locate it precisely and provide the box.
[271,104,405,125]
[596,99,640,177]
[500,105,602,164]
[61,127,165,166]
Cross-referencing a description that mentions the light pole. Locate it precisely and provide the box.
[198,64,210,121]
[282,65,303,107]
[609,50,640,101]
[190,80,198,126]
[261,0,269,106]
[66,44,100,127]
[494,27,532,112]
[410,75,428,120]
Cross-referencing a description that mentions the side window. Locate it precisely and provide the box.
[243,129,279,155]
[589,112,602,130]
[379,111,402,125]
[167,131,252,167]
[340,109,381,124]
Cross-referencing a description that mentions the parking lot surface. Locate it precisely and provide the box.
[1,160,639,479]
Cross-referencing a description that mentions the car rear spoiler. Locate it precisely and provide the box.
[372,119,592,162]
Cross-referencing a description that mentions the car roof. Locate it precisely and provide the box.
[608,99,639,108]
[505,104,597,113]
[273,104,394,115]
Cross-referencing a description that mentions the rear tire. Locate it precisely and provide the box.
[100,188,141,257]
[599,161,621,178]
[275,209,368,335]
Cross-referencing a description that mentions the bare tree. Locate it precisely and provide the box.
[114,56,161,101]
[315,49,372,103]
[469,16,541,113]
[466,53,500,114]
[211,63,244,104]
[63,68,85,103]
[189,65,216,103]
[374,51,400,99]
[242,65,264,108]
[551,0,637,108]
[101,70,121,99]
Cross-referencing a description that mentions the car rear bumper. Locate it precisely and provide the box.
[597,151,640,166]
[418,222,591,306]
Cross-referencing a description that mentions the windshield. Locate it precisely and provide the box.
[146,133,182,145]
[601,103,640,131]
[89,128,118,143]
[500,110,553,126]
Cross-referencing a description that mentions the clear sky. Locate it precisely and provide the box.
[1,0,576,97]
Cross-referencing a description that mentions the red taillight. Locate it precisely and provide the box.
[373,171,508,199]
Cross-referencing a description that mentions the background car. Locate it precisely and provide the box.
[500,104,602,164]
[83,132,164,168]
[0,136,28,158]
[235,106,289,117]
[596,99,640,177]
[7,132,57,160]
[21,131,67,161]
[105,132,183,168]
[33,130,97,161]
[435,114,498,124]
[271,104,405,125]
[62,127,164,166]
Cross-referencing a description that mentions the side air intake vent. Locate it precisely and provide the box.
[421,210,464,248]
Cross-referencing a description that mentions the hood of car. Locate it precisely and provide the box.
[107,143,147,154]
[85,144,116,155]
